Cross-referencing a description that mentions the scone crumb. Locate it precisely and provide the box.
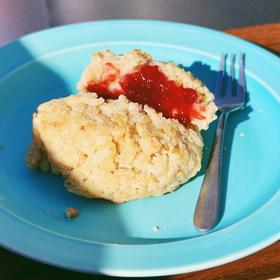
[152,225,160,232]
[65,207,79,220]
[25,143,42,169]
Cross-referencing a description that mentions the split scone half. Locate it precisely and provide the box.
[78,49,217,130]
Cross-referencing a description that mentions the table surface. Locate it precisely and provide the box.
[1,23,280,280]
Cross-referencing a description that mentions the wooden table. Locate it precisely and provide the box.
[1,23,280,280]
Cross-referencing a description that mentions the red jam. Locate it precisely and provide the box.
[86,63,121,100]
[86,64,205,126]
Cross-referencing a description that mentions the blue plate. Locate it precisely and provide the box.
[0,20,280,276]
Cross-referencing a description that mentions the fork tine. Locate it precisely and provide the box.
[215,54,225,97]
[225,54,236,97]
[237,52,246,103]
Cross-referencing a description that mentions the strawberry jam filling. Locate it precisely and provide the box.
[86,64,205,126]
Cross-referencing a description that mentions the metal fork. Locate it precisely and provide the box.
[193,53,246,231]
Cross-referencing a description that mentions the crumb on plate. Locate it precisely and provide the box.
[65,207,79,220]
[152,225,160,232]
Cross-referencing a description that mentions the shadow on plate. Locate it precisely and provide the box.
[0,41,113,270]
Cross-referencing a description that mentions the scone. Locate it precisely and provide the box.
[78,49,217,130]
[26,49,217,203]
[26,92,203,203]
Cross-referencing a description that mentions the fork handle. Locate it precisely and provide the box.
[194,112,227,231]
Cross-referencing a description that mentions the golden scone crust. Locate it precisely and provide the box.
[26,92,203,203]
[77,49,217,130]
